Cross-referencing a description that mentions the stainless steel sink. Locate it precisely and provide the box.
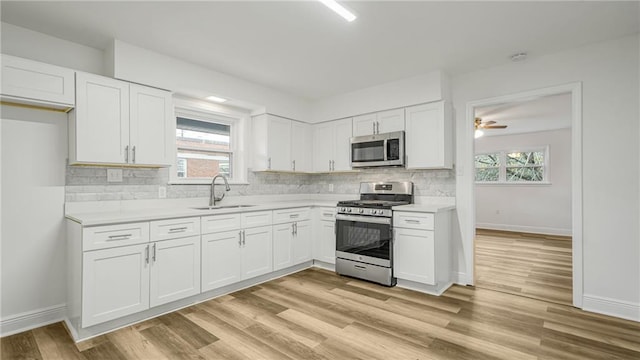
[191,205,256,210]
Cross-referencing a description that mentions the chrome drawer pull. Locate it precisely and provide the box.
[107,234,132,240]
[289,214,300,218]
[168,227,188,233]
[405,219,421,224]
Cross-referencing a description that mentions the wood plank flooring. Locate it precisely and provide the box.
[4,267,640,360]
[475,229,573,305]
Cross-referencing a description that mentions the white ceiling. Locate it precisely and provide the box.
[1,1,638,100]
[475,93,572,137]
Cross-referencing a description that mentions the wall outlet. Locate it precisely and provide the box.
[328,184,334,192]
[106,169,123,183]
[158,186,167,199]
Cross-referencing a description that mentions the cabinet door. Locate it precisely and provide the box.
[312,122,334,172]
[405,102,452,169]
[82,244,149,327]
[291,121,311,172]
[267,116,292,171]
[394,228,435,285]
[241,225,273,280]
[317,220,336,264]
[1,54,75,109]
[150,236,201,307]
[273,223,294,271]
[74,72,129,164]
[377,108,405,134]
[352,113,377,136]
[332,118,353,171]
[201,231,242,292]
[293,220,312,265]
[129,84,173,166]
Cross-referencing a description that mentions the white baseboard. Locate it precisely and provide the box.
[476,223,572,236]
[0,304,66,337]
[582,294,640,322]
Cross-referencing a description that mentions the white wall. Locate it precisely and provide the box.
[0,106,68,335]
[310,71,449,123]
[109,40,312,121]
[453,34,639,319]
[0,22,105,75]
[475,129,572,235]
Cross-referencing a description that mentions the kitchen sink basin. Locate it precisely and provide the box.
[191,204,257,210]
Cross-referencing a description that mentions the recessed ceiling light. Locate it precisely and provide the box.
[206,95,227,103]
[510,52,528,62]
[318,0,357,22]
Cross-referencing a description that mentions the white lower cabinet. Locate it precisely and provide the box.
[78,217,201,328]
[314,207,336,264]
[201,211,273,292]
[393,210,452,293]
[82,243,150,327]
[273,220,312,271]
[149,236,201,307]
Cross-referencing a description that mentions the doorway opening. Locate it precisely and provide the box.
[465,83,583,308]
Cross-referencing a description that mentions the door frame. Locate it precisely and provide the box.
[463,82,583,308]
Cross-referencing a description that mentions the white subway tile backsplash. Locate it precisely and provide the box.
[65,166,455,202]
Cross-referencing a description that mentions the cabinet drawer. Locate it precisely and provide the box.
[201,213,242,235]
[273,207,310,224]
[241,211,273,228]
[83,222,150,251]
[150,217,200,241]
[393,212,434,230]
[318,207,336,221]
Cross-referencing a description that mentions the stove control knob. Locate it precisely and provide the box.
[373,210,380,215]
[347,208,352,213]
[359,208,364,214]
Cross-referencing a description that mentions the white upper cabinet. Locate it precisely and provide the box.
[71,72,130,165]
[69,72,173,167]
[252,114,310,172]
[405,101,453,169]
[313,118,352,172]
[0,54,75,111]
[129,84,174,166]
[352,108,404,136]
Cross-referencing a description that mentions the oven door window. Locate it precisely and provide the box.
[336,218,391,261]
[352,140,384,162]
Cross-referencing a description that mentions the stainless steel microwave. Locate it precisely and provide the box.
[350,131,405,168]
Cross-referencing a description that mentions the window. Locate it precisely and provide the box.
[475,148,548,183]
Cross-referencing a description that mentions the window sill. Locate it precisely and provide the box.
[475,181,552,186]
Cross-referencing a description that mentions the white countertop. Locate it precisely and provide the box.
[393,204,456,213]
[66,200,339,226]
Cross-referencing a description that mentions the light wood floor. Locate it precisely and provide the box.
[4,268,640,360]
[475,229,573,306]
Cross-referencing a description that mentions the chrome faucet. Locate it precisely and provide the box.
[209,174,231,207]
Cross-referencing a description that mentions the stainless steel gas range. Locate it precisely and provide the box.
[335,181,413,286]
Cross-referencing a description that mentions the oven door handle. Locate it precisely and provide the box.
[335,214,392,225]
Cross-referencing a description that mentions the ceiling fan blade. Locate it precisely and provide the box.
[483,120,496,125]
[485,125,507,129]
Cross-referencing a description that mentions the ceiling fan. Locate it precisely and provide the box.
[474,117,507,130]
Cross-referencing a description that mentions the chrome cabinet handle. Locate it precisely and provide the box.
[405,219,420,224]
[376,121,380,134]
[132,146,136,164]
[239,231,242,246]
[292,160,296,171]
[145,245,149,264]
[372,122,376,134]
[268,157,271,170]
[294,222,298,235]
[152,243,157,262]
[169,227,188,233]
[329,160,332,171]
[242,230,246,246]
[289,214,300,218]
[125,145,129,163]
[291,223,295,235]
[108,233,132,240]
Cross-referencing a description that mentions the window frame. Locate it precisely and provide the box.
[475,146,550,185]
[169,101,248,185]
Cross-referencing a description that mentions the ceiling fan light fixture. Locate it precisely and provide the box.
[475,129,484,139]
[318,0,357,22]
